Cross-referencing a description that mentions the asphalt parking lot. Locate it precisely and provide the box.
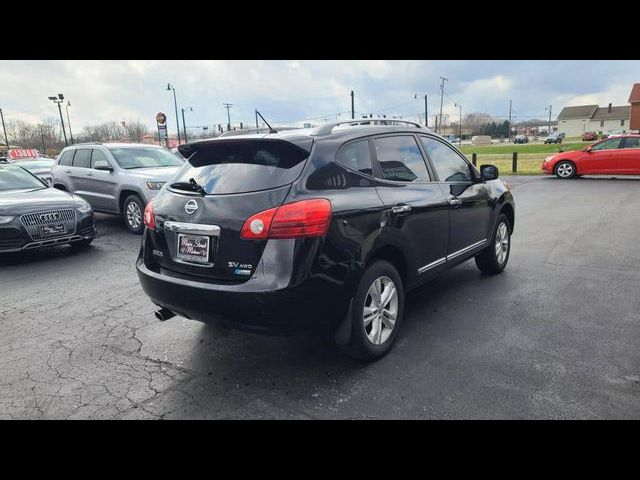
[1,175,639,419]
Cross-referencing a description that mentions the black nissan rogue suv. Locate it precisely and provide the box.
[137,120,515,361]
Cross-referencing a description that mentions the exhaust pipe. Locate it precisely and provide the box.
[154,307,175,321]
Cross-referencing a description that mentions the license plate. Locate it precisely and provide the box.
[177,233,210,264]
[41,224,65,237]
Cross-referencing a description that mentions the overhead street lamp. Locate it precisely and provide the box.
[181,107,193,144]
[166,83,181,145]
[48,94,68,146]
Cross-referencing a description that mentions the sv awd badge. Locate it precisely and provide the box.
[184,199,198,215]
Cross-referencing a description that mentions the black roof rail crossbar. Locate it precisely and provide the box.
[311,119,424,136]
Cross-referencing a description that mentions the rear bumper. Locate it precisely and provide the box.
[136,241,352,335]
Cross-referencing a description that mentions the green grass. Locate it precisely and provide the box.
[460,141,591,155]
[466,154,545,175]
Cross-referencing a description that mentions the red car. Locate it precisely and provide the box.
[542,134,640,179]
[582,131,598,141]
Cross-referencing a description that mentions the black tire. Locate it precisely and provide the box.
[122,194,145,234]
[475,213,511,275]
[554,160,576,179]
[340,260,405,362]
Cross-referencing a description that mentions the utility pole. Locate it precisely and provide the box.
[350,91,355,119]
[508,100,512,141]
[546,104,552,134]
[223,103,233,131]
[0,108,9,151]
[166,83,181,145]
[438,77,448,134]
[48,94,68,146]
[65,101,74,144]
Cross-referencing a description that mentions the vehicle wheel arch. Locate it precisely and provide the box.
[499,202,515,234]
[553,159,577,176]
[365,243,410,288]
[118,187,145,214]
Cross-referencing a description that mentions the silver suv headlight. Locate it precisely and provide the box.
[146,181,166,190]
[0,215,15,224]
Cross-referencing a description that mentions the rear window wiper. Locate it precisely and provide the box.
[170,178,206,195]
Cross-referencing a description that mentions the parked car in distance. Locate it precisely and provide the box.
[542,134,640,178]
[582,131,598,141]
[137,120,515,361]
[544,132,563,144]
[52,143,184,234]
[13,157,55,185]
[513,134,528,144]
[0,159,95,253]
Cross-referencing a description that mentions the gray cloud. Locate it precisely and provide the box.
[1,60,639,132]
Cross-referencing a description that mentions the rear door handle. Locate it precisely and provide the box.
[391,205,412,214]
[86,172,93,176]
[449,197,462,207]
[65,170,72,173]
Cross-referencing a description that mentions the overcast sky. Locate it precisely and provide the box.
[1,60,638,133]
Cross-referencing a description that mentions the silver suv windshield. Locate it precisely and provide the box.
[109,147,184,169]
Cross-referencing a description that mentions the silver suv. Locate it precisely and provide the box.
[52,143,183,233]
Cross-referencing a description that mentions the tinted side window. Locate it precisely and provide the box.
[59,150,75,166]
[592,138,622,151]
[420,137,472,182]
[91,149,110,168]
[336,140,373,176]
[373,136,430,182]
[621,137,640,149]
[73,149,91,168]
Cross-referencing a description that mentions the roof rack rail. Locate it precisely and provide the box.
[311,119,424,136]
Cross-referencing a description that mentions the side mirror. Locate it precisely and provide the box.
[480,164,499,181]
[94,164,114,172]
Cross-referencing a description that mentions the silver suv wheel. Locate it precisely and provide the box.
[363,276,398,345]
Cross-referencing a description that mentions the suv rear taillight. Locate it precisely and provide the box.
[144,201,155,230]
[241,199,331,240]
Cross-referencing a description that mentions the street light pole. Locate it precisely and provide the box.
[65,101,74,144]
[351,90,355,119]
[0,108,9,151]
[415,94,428,128]
[223,103,233,131]
[167,83,181,145]
[438,77,448,134]
[48,94,68,146]
[181,107,192,143]
[455,102,462,147]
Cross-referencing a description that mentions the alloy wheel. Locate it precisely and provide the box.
[495,221,509,265]
[126,201,142,230]
[363,276,398,345]
[556,162,573,178]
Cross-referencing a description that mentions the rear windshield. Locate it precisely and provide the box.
[0,165,46,191]
[172,139,311,194]
[109,147,183,169]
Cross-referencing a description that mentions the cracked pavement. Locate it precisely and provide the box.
[1,175,639,419]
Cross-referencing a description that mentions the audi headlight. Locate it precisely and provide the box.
[0,215,15,224]
[146,181,166,190]
[74,199,92,213]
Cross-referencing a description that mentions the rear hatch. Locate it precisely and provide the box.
[149,136,313,282]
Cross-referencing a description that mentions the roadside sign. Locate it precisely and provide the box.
[8,148,38,159]
[156,112,167,125]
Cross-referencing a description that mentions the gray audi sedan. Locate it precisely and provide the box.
[52,143,183,234]
[0,160,95,253]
